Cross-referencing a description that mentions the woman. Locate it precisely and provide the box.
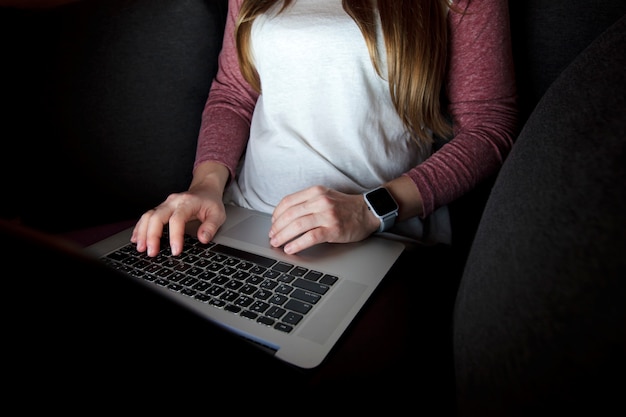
[132,0,517,257]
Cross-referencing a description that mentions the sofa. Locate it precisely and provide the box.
[1,0,624,414]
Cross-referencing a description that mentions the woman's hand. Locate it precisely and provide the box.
[131,162,230,257]
[269,185,380,255]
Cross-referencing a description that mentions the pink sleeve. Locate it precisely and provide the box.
[193,0,259,181]
[405,0,519,217]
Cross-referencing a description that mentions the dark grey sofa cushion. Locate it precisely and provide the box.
[509,0,626,122]
[20,0,227,232]
[453,14,626,416]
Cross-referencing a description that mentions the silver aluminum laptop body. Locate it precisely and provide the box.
[86,204,405,369]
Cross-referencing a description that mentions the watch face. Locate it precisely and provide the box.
[367,187,398,215]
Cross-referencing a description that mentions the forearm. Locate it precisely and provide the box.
[195,105,251,182]
[406,96,518,217]
[407,0,518,218]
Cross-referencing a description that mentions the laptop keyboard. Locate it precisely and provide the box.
[101,232,339,333]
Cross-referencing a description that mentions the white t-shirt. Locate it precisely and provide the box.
[225,0,450,244]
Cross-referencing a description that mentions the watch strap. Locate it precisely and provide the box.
[378,212,396,233]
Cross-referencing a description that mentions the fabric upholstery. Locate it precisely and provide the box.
[509,0,626,123]
[18,0,228,232]
[453,14,626,416]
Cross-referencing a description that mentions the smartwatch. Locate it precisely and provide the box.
[363,186,399,233]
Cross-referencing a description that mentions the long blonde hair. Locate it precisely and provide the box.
[236,0,460,146]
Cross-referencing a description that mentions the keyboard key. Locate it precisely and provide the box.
[303,270,323,281]
[282,311,303,325]
[257,316,275,326]
[284,299,312,315]
[320,274,338,286]
[266,306,286,319]
[274,322,293,333]
[268,294,288,305]
[212,244,276,268]
[272,262,293,272]
[250,301,270,313]
[291,289,321,304]
[292,278,329,295]
[241,310,258,320]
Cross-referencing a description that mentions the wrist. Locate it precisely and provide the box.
[190,161,230,193]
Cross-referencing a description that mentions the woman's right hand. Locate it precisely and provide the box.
[130,162,231,257]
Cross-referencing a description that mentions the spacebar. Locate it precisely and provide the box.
[211,244,277,268]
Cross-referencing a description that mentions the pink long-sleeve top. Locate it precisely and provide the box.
[194,0,518,219]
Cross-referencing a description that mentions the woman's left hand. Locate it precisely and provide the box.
[269,185,379,254]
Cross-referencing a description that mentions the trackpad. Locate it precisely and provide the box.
[221,214,273,247]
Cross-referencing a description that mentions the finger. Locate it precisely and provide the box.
[282,227,326,255]
[270,210,324,249]
[163,199,207,255]
[145,209,169,257]
[167,210,189,256]
[197,220,220,244]
[271,189,324,237]
[272,186,325,222]
[131,210,155,253]
[196,204,227,244]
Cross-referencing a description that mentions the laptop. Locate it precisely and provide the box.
[86,204,406,369]
[5,204,404,370]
